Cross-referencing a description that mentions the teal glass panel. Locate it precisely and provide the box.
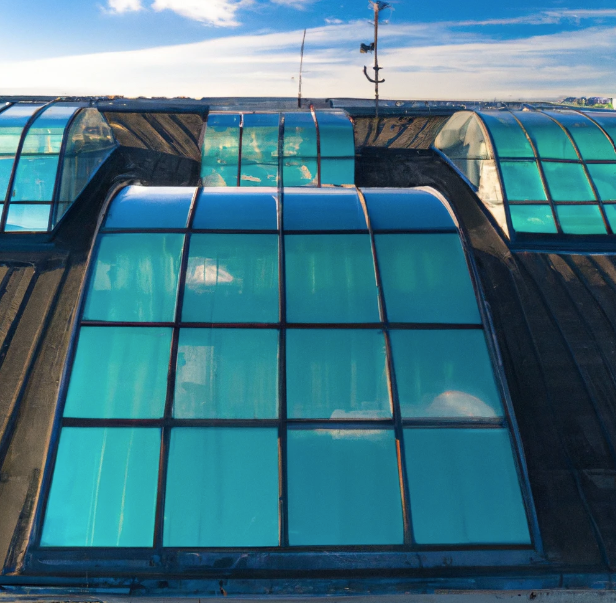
[20,105,77,154]
[321,158,354,186]
[587,164,616,201]
[283,112,317,157]
[315,112,355,157]
[542,162,595,202]
[288,429,403,545]
[0,156,15,199]
[0,104,44,154]
[41,427,160,547]
[164,428,279,547]
[582,112,616,150]
[556,204,607,235]
[499,161,546,201]
[285,234,379,323]
[478,112,533,158]
[5,204,50,231]
[390,329,502,418]
[201,113,240,186]
[105,186,194,229]
[240,162,278,187]
[362,188,456,231]
[11,155,59,201]
[375,234,480,324]
[201,164,238,187]
[283,158,318,186]
[604,205,616,232]
[512,111,577,160]
[193,188,277,230]
[404,428,530,545]
[544,111,616,161]
[284,188,366,230]
[287,329,390,419]
[83,233,184,322]
[510,205,557,234]
[64,326,172,419]
[183,234,278,323]
[240,113,279,187]
[174,328,278,419]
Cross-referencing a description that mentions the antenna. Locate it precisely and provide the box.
[361,1,390,118]
[298,29,307,109]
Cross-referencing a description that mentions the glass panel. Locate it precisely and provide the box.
[404,428,530,545]
[375,234,480,324]
[20,105,77,154]
[587,164,616,201]
[105,186,194,229]
[0,156,15,199]
[240,162,278,187]
[315,112,355,157]
[201,113,240,187]
[390,330,502,418]
[64,326,172,419]
[41,427,160,547]
[478,112,533,158]
[283,158,318,187]
[556,204,607,235]
[174,328,278,419]
[499,161,546,201]
[604,204,616,232]
[512,111,577,160]
[83,233,184,322]
[582,112,616,151]
[542,162,595,202]
[283,113,317,157]
[288,429,403,545]
[287,329,390,419]
[11,155,59,201]
[434,112,490,160]
[201,164,238,187]
[183,234,278,323]
[283,188,366,230]
[285,234,379,323]
[164,428,279,547]
[0,103,45,155]
[510,205,557,234]
[193,188,277,230]
[363,188,456,231]
[240,113,279,188]
[321,158,354,186]
[5,204,50,231]
[544,111,616,161]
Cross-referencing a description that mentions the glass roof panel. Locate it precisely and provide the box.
[512,111,577,160]
[499,161,546,202]
[283,188,366,230]
[542,162,595,202]
[581,111,616,149]
[556,204,607,235]
[315,111,355,158]
[587,164,616,201]
[509,205,557,234]
[477,112,533,158]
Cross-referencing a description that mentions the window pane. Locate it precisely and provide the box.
[404,428,530,545]
[174,328,278,419]
[363,188,456,231]
[375,234,480,324]
[283,112,317,157]
[499,161,546,201]
[315,112,355,157]
[478,112,533,158]
[556,204,607,235]
[582,112,616,151]
[5,204,50,231]
[587,163,616,201]
[201,113,240,187]
[288,429,403,545]
[64,326,172,419]
[20,105,77,154]
[164,427,278,547]
[0,103,45,155]
[41,427,160,547]
[285,234,379,323]
[105,186,194,229]
[201,164,238,187]
[193,188,277,230]
[0,155,15,199]
[542,162,595,202]
[512,111,577,160]
[604,205,616,232]
[83,233,184,322]
[240,113,279,187]
[283,188,366,230]
[321,158,354,186]
[240,162,278,187]
[510,205,557,234]
[391,330,502,418]
[11,154,59,201]
[287,329,390,419]
[183,234,279,323]
[282,158,318,186]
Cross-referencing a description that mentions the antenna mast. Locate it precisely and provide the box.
[298,29,307,108]
[361,1,389,118]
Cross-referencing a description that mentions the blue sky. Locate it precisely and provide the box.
[0,0,615,99]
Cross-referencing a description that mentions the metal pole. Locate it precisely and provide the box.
[298,29,306,109]
[374,3,379,118]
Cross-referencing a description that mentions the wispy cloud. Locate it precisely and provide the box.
[106,0,142,13]
[151,0,252,27]
[454,8,616,27]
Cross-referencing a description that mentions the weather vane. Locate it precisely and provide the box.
[361,1,390,118]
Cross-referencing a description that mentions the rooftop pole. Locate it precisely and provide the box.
[298,29,307,109]
[362,2,389,119]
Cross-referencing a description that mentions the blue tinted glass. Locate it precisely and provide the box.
[201,164,238,187]
[363,188,456,231]
[283,188,366,230]
[391,329,502,418]
[83,233,184,322]
[285,234,379,323]
[510,205,557,234]
[512,111,577,160]
[174,328,278,418]
[193,188,277,230]
[240,163,278,187]
[556,204,607,235]
[587,164,616,201]
[0,103,44,129]
[202,114,240,169]
[283,112,317,157]
[105,186,194,229]
[283,158,318,186]
[12,155,59,201]
[5,204,50,231]
[21,105,77,154]
[288,429,403,545]
[320,158,354,186]
[183,234,279,323]
[604,205,616,232]
[64,326,172,419]
[287,329,390,419]
[164,428,279,547]
[582,112,616,150]
[478,112,533,158]
[0,156,15,199]
[316,112,355,157]
[375,234,480,323]
[41,427,160,547]
[241,113,279,188]
[404,428,530,545]
[499,161,547,201]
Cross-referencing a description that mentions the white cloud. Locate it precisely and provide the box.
[270,0,313,8]
[106,0,142,13]
[325,18,343,25]
[151,0,252,27]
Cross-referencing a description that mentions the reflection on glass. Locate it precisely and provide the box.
[283,112,318,186]
[287,329,390,419]
[556,204,607,235]
[512,111,577,160]
[201,113,240,187]
[587,164,616,201]
[64,326,172,419]
[404,428,530,544]
[164,428,279,546]
[174,328,278,418]
[542,162,595,202]
[283,188,365,230]
[510,205,557,234]
[41,427,160,547]
[240,113,279,187]
[288,429,403,545]
[321,158,354,186]
[499,161,546,201]
[434,112,490,160]
[5,204,51,231]
[316,112,355,185]
[478,112,533,158]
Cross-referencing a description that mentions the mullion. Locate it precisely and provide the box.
[80,321,484,329]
